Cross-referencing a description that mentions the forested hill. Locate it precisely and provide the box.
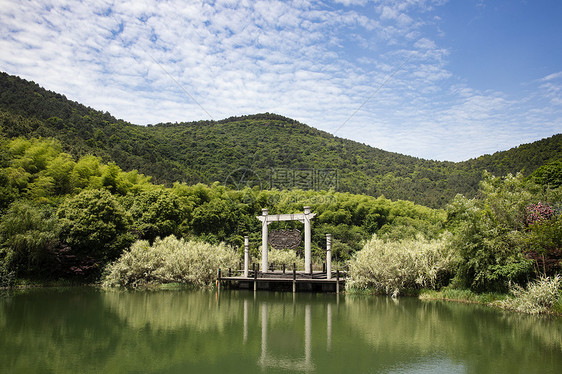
[1,71,560,208]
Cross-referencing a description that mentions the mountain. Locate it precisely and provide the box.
[1,71,560,208]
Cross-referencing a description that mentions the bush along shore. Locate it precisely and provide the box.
[418,276,562,316]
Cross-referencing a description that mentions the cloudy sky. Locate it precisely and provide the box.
[1,0,561,161]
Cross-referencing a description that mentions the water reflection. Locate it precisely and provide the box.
[0,288,560,374]
[257,302,315,372]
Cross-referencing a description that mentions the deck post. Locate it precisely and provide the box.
[304,206,312,274]
[326,234,332,280]
[261,208,269,273]
[244,236,249,277]
[253,263,257,292]
[217,268,221,289]
[336,270,340,294]
[292,264,296,293]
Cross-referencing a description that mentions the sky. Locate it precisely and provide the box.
[0,0,561,162]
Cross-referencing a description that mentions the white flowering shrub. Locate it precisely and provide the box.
[265,249,304,268]
[497,275,561,314]
[255,246,304,269]
[102,235,238,288]
[347,234,455,296]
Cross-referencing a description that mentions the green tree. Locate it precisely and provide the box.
[0,201,60,277]
[44,152,75,195]
[126,189,185,242]
[529,159,562,188]
[71,154,102,190]
[446,173,539,292]
[57,189,133,266]
[524,203,562,277]
[191,198,238,242]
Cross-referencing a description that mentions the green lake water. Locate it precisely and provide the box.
[1,288,561,373]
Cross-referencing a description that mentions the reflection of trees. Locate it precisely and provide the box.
[0,289,260,373]
[1,289,561,374]
[344,296,562,374]
[103,290,238,332]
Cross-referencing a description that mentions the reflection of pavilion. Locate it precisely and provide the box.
[242,299,335,372]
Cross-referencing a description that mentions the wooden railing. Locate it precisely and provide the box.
[219,262,348,279]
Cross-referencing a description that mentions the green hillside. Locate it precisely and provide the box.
[1,71,560,208]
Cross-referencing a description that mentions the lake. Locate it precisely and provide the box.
[1,287,561,373]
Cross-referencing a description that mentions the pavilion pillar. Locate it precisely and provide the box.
[304,206,312,274]
[261,208,269,273]
[326,234,332,279]
[244,236,249,277]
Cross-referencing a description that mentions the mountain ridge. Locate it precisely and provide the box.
[1,71,560,208]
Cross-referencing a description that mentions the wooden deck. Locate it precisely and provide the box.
[217,268,346,293]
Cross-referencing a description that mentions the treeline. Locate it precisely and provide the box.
[0,136,446,282]
[1,72,560,208]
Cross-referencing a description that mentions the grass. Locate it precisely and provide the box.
[420,281,562,316]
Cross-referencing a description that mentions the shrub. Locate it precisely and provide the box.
[265,249,304,268]
[346,234,455,296]
[0,263,15,288]
[497,275,562,315]
[525,202,554,226]
[102,235,238,288]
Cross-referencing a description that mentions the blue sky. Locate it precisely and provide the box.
[0,0,560,161]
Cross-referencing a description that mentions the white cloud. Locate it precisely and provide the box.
[540,71,562,82]
[0,0,559,162]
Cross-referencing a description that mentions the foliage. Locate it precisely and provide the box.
[347,234,455,296]
[0,262,15,288]
[57,189,133,266]
[446,172,562,292]
[0,136,153,202]
[102,236,238,288]
[528,159,562,188]
[123,189,185,242]
[524,214,562,277]
[2,72,560,209]
[447,174,536,292]
[263,249,304,268]
[496,275,562,315]
[0,201,60,277]
[525,202,554,225]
